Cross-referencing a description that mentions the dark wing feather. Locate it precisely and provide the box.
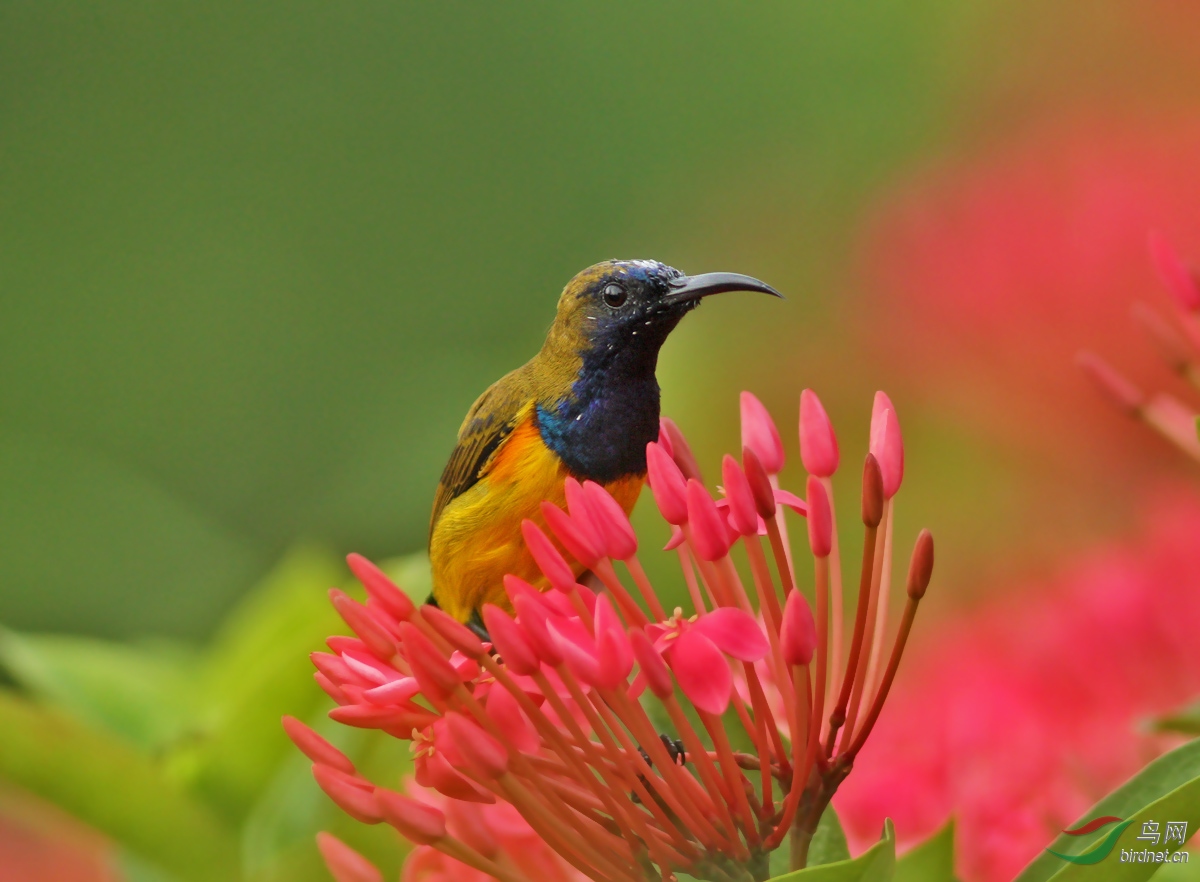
[429,374,531,540]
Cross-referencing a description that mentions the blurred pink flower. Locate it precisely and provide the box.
[862,121,1200,474]
[834,496,1200,882]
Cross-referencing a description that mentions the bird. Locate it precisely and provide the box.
[427,259,781,625]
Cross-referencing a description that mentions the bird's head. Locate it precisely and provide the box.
[545,259,781,369]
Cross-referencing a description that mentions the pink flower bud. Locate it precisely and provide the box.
[799,389,839,477]
[1148,230,1200,312]
[548,615,602,686]
[314,673,349,705]
[583,480,638,560]
[282,716,355,774]
[311,651,362,688]
[660,417,703,481]
[564,477,606,554]
[540,501,602,568]
[503,574,541,607]
[481,604,540,676]
[780,590,817,666]
[420,606,485,659]
[869,392,904,499]
[521,520,577,591]
[312,764,382,824]
[486,681,538,753]
[399,623,459,703]
[445,712,510,779]
[375,788,448,845]
[740,391,785,474]
[329,589,397,660]
[329,704,436,732]
[346,553,414,622]
[316,832,383,882]
[646,441,689,525]
[721,455,759,536]
[742,447,776,518]
[513,594,564,666]
[906,529,935,600]
[362,677,421,706]
[805,475,832,558]
[862,454,884,528]
[686,479,732,561]
[630,627,674,699]
[594,594,633,687]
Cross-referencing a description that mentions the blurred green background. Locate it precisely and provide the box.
[0,0,983,639]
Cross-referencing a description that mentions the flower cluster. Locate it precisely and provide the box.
[286,392,934,882]
[1079,231,1200,462]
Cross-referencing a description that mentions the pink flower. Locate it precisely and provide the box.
[834,497,1200,882]
[290,392,936,880]
[861,121,1200,476]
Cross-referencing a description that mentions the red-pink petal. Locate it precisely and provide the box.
[740,391,785,473]
[686,479,732,562]
[669,630,733,715]
[869,394,904,499]
[799,389,839,477]
[663,525,686,551]
[774,488,809,516]
[692,607,769,662]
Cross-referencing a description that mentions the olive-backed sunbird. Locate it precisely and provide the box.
[428,259,781,624]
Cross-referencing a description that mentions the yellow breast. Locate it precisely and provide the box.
[428,409,643,622]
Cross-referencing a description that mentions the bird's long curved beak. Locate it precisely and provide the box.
[662,271,784,306]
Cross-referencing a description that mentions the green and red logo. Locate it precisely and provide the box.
[1046,816,1134,864]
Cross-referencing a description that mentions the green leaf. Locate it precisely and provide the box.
[768,819,895,881]
[1044,773,1200,881]
[179,545,348,821]
[0,690,238,882]
[809,805,853,866]
[1017,739,1200,882]
[0,627,200,752]
[1150,699,1200,736]
[894,822,956,882]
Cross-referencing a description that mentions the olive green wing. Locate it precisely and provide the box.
[429,374,532,541]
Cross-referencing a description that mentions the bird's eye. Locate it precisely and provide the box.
[602,283,627,308]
